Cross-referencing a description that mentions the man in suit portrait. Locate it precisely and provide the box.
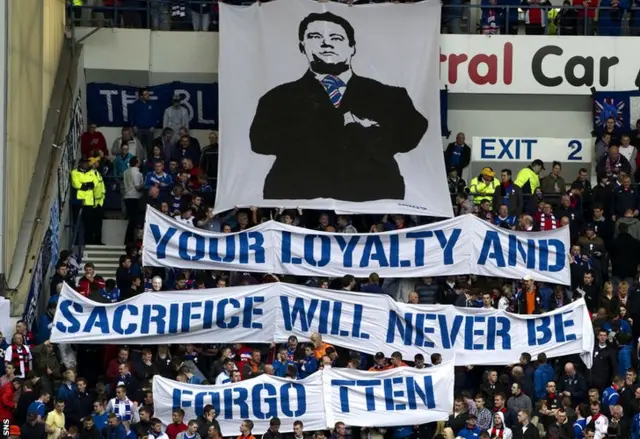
[250,11,428,202]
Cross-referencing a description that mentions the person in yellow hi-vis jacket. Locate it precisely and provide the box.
[514,159,545,210]
[71,158,97,245]
[88,156,106,245]
[468,167,500,205]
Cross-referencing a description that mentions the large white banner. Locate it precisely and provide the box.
[153,364,453,434]
[143,207,571,284]
[51,283,594,368]
[216,0,452,217]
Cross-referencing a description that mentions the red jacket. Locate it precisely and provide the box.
[76,275,106,297]
[0,382,16,422]
[572,0,597,18]
[81,132,108,158]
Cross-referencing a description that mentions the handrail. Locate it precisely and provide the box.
[66,1,636,36]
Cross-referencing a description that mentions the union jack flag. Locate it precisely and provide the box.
[594,97,625,130]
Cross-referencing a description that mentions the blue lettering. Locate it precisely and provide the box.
[243,297,264,329]
[481,138,496,159]
[83,307,110,334]
[508,236,536,269]
[55,300,82,333]
[359,235,389,268]
[251,384,277,419]
[178,232,205,261]
[280,297,319,332]
[140,304,166,334]
[334,235,360,268]
[281,383,306,417]
[208,235,236,263]
[239,231,266,264]
[150,224,177,259]
[303,235,331,267]
[332,377,435,412]
[477,231,506,267]
[113,305,138,335]
[216,298,241,329]
[435,229,461,265]
[281,231,302,265]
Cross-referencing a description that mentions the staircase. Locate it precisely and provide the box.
[78,245,126,282]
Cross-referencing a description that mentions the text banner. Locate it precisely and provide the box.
[51,283,594,368]
[153,364,453,434]
[143,206,571,284]
[472,137,593,163]
[86,82,218,130]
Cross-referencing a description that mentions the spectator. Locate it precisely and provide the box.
[81,123,108,158]
[598,0,628,35]
[176,420,201,439]
[515,159,544,207]
[163,97,189,142]
[130,88,158,154]
[492,169,523,216]
[262,417,281,439]
[469,167,500,205]
[46,399,67,439]
[597,145,632,182]
[540,161,567,205]
[111,126,145,161]
[444,132,471,175]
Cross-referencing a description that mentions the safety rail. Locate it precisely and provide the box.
[67,1,640,36]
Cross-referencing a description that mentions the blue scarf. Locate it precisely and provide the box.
[113,398,132,421]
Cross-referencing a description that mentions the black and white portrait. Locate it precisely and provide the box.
[250,12,428,202]
[217,0,451,217]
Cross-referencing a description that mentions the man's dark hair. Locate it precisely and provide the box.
[298,12,356,46]
[129,156,139,167]
[501,169,512,177]
[270,417,282,426]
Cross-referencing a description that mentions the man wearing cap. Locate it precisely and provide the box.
[514,159,545,207]
[469,167,499,205]
[163,95,189,146]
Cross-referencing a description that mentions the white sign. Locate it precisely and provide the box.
[143,207,571,284]
[51,283,594,368]
[216,0,452,217]
[153,365,453,435]
[472,137,593,163]
[441,35,640,95]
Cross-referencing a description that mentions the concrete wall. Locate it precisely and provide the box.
[5,0,65,274]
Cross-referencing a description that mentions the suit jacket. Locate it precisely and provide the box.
[250,70,428,201]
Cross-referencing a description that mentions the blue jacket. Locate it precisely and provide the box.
[601,385,620,413]
[598,0,629,35]
[92,411,109,431]
[632,412,640,439]
[272,360,297,377]
[573,418,587,439]
[36,313,54,345]
[457,426,481,439]
[534,363,554,400]
[298,355,318,379]
[130,100,158,130]
[113,153,133,178]
[57,382,78,402]
[104,424,128,439]
[144,171,173,192]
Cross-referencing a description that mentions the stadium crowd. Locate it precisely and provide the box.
[5,1,640,437]
[69,0,640,36]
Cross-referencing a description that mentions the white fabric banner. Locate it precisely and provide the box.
[216,0,451,217]
[143,207,571,284]
[153,364,453,435]
[51,283,594,368]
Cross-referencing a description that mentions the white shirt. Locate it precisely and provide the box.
[215,371,232,385]
[619,145,635,163]
[4,344,33,378]
[586,414,608,439]
[123,167,143,199]
[106,397,140,423]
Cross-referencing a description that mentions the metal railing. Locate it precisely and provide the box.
[67,1,640,36]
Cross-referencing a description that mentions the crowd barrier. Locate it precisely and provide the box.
[67,1,640,36]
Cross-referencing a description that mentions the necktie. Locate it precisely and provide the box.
[321,75,346,108]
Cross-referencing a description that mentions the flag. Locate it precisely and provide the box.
[593,90,640,133]
[440,88,450,138]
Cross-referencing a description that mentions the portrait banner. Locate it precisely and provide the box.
[217,0,451,217]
